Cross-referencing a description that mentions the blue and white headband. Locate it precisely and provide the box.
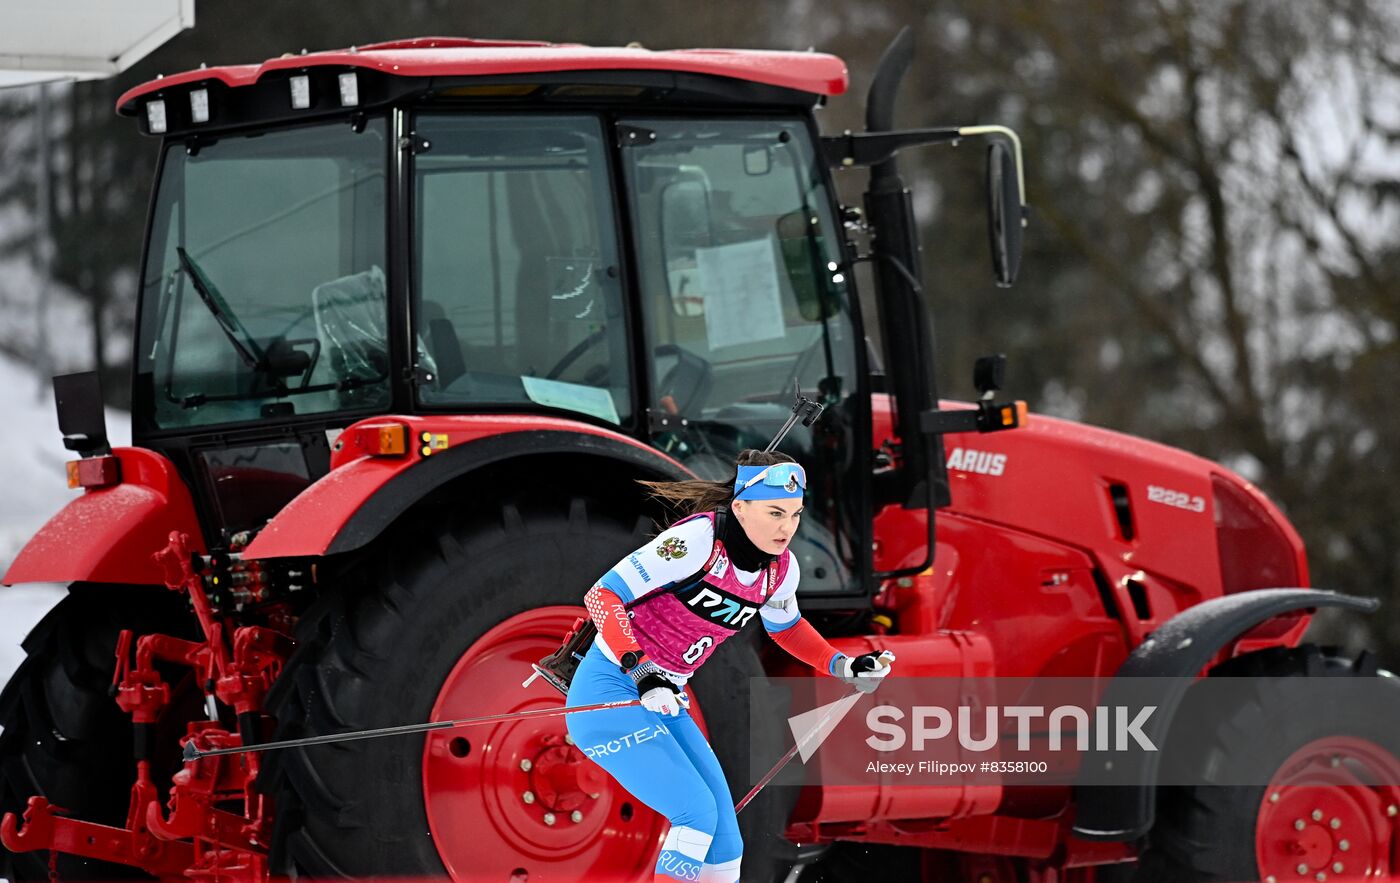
[733,463,807,502]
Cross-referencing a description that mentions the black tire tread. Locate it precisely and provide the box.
[259,496,644,876]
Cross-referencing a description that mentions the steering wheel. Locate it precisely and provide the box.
[544,328,609,381]
[654,344,713,415]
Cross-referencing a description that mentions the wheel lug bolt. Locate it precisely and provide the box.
[1339,840,1350,852]
[1332,864,1344,874]
[1312,809,1324,821]
[522,791,536,805]
[1329,817,1340,830]
[1389,805,1398,817]
[564,734,574,745]
[1315,873,1326,882]
[1330,755,1341,768]
[520,759,533,772]
[1297,865,1308,875]
[1295,819,1307,831]
[571,810,584,823]
[543,812,556,826]
[1266,877,1277,883]
[590,791,601,799]
[1270,792,1281,803]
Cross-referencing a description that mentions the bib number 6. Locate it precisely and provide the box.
[682,636,714,664]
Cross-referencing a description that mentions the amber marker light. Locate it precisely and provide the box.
[372,424,409,456]
[345,422,410,457]
[66,456,121,490]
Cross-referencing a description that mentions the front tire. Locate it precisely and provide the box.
[1135,644,1400,882]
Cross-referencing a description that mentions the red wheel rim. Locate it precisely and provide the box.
[423,606,705,882]
[1256,735,1400,881]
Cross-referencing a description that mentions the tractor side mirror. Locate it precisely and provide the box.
[53,371,111,456]
[659,176,713,317]
[987,140,1024,288]
[973,353,1007,397]
[775,209,841,322]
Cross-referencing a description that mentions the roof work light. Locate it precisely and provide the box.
[338,72,359,107]
[146,99,167,134]
[290,74,311,109]
[189,88,209,123]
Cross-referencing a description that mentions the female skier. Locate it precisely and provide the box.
[565,449,897,883]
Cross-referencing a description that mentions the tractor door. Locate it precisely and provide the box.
[409,114,633,425]
[619,117,872,601]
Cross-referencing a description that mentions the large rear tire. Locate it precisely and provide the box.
[1134,644,1400,882]
[259,491,799,881]
[0,585,200,881]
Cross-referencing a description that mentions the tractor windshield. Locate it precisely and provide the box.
[135,118,391,430]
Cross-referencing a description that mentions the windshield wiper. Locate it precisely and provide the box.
[175,247,264,369]
[172,372,379,410]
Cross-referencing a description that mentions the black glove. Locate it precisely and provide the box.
[835,649,896,693]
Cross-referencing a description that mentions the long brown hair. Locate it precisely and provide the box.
[638,449,797,517]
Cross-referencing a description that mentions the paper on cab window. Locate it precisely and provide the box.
[696,236,786,350]
[521,375,621,424]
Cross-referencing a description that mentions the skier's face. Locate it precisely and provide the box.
[732,497,803,555]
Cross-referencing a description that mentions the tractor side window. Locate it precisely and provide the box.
[134,119,391,431]
[621,118,864,596]
[412,115,630,426]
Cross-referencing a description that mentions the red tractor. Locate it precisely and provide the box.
[2,31,1396,883]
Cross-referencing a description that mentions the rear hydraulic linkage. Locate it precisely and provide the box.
[1,531,293,882]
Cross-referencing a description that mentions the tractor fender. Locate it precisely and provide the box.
[1072,588,1380,842]
[2,447,206,586]
[242,419,689,560]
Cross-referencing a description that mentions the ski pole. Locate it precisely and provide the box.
[736,655,893,813]
[735,739,800,814]
[735,687,862,814]
[182,698,642,761]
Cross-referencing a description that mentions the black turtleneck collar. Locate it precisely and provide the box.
[718,506,776,573]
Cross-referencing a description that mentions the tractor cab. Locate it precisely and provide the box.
[119,38,1024,603]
